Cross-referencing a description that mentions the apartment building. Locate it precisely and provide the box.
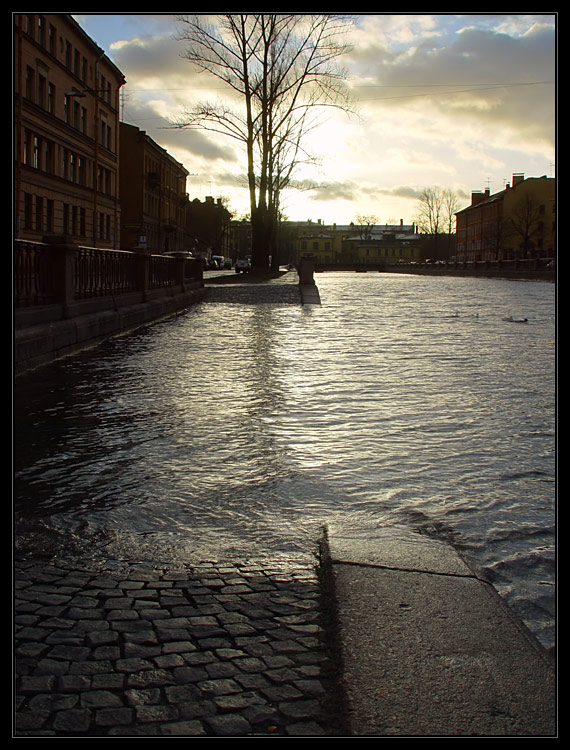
[186,196,232,259]
[455,174,555,262]
[119,122,189,253]
[14,13,126,247]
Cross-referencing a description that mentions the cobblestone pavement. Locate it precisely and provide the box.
[15,553,343,737]
[203,272,303,305]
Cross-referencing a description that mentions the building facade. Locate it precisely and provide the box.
[186,197,232,260]
[296,221,421,265]
[455,174,555,262]
[119,122,189,253]
[14,13,125,247]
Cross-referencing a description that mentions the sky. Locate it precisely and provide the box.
[73,13,556,226]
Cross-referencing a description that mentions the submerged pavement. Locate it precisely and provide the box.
[14,273,556,736]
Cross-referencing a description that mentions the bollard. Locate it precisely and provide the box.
[298,256,315,285]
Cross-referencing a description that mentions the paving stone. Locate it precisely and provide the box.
[80,690,124,708]
[160,719,208,735]
[136,704,179,723]
[14,552,334,737]
[205,712,253,736]
[52,708,92,732]
[95,708,134,727]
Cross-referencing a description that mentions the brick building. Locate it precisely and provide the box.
[14,13,125,247]
[119,122,189,253]
[455,174,555,262]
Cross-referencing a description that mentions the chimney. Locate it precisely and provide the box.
[484,188,490,198]
[471,191,485,206]
[512,173,525,187]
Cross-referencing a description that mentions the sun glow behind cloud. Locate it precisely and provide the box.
[75,13,555,224]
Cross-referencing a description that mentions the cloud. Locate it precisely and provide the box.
[306,180,362,202]
[347,17,555,149]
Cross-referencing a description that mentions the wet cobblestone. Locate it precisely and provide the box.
[14,554,339,736]
[203,274,302,305]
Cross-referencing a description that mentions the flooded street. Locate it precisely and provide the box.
[14,272,556,651]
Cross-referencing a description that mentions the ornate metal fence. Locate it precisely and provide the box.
[15,239,203,309]
[74,246,139,299]
[14,240,56,307]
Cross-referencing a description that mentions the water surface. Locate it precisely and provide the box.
[14,273,556,650]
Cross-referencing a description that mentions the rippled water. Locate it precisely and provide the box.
[14,272,555,649]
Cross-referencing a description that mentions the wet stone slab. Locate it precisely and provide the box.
[14,555,337,737]
[203,280,302,305]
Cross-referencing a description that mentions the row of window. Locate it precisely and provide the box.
[23,191,114,241]
[300,241,416,257]
[21,14,113,105]
[22,129,115,195]
[24,66,114,149]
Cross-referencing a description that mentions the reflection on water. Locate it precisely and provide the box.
[14,273,555,650]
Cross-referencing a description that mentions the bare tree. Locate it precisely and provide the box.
[174,14,354,270]
[416,187,444,238]
[442,189,459,235]
[503,193,544,258]
[355,214,378,240]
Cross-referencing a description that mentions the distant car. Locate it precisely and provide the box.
[211,255,225,269]
[208,259,220,269]
[163,251,195,260]
[235,258,251,273]
[223,258,233,269]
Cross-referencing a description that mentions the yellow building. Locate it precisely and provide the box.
[456,174,555,262]
[502,174,555,259]
[297,233,337,263]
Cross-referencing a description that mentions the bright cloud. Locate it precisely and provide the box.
[75,13,556,224]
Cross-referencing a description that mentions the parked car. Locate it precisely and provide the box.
[211,255,225,269]
[223,258,233,269]
[163,251,195,260]
[235,257,251,273]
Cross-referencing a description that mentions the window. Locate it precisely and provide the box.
[24,193,33,229]
[32,136,40,169]
[43,140,53,173]
[23,130,29,165]
[25,67,34,100]
[37,74,46,108]
[35,197,43,232]
[46,200,54,232]
[65,41,72,68]
[77,157,85,185]
[63,203,70,234]
[25,15,35,39]
[47,82,55,113]
[37,15,45,46]
[48,24,56,55]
